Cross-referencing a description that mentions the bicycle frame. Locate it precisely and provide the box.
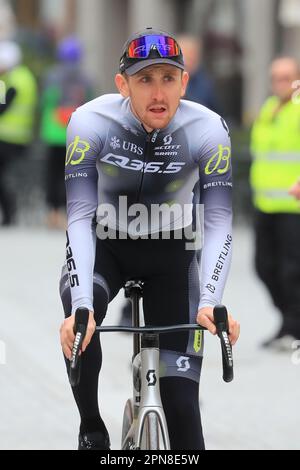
[122,338,170,449]
[122,280,170,450]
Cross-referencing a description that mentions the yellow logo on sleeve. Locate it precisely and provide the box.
[205,145,231,175]
[65,136,91,166]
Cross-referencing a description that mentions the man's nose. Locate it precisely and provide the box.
[151,84,165,102]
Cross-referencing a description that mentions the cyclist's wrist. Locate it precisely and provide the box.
[198,302,216,311]
[71,302,94,315]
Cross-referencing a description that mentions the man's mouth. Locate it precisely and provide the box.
[148,105,167,114]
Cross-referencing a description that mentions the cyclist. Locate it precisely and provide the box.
[59,28,240,450]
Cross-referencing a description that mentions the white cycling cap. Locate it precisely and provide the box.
[0,41,22,71]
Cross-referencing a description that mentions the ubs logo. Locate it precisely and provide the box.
[123,140,143,156]
[110,136,143,156]
[110,136,121,150]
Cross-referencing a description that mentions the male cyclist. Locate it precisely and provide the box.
[59,28,240,450]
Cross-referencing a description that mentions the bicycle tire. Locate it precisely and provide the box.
[140,412,165,450]
[121,399,134,450]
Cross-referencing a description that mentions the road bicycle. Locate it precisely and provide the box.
[69,279,234,450]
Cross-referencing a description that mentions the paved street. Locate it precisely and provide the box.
[0,225,299,450]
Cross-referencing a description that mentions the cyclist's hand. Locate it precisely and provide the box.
[60,310,96,360]
[197,307,240,346]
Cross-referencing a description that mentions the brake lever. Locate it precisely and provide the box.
[213,305,234,383]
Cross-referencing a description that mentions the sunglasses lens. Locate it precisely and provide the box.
[127,35,180,59]
[156,36,180,57]
[127,37,149,58]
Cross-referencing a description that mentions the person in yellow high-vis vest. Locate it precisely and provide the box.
[250,57,300,350]
[0,41,37,225]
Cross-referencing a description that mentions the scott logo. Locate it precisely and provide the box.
[146,370,157,386]
[66,136,90,166]
[163,134,173,146]
[176,356,190,372]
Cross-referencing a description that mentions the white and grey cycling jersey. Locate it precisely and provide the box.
[64,94,233,314]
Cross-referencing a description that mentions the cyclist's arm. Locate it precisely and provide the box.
[197,117,233,311]
[65,111,101,314]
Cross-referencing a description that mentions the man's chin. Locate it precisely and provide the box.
[144,115,171,130]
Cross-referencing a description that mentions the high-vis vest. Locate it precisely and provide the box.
[250,96,300,213]
[0,65,37,145]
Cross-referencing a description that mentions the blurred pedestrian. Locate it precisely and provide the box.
[0,0,16,41]
[178,34,220,113]
[0,41,37,225]
[250,57,300,350]
[40,36,94,229]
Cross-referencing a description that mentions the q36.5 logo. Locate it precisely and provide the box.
[65,136,90,166]
[205,144,231,176]
[101,153,186,174]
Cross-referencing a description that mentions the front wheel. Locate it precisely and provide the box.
[121,399,134,449]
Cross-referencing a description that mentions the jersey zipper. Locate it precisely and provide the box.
[135,132,152,203]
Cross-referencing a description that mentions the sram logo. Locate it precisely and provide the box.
[101,153,186,174]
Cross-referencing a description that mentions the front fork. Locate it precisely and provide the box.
[132,339,170,450]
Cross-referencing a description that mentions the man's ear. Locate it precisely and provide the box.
[115,73,129,98]
[181,71,190,98]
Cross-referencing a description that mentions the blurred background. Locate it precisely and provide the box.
[1,0,300,450]
[1,0,300,222]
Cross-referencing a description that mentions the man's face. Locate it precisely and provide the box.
[115,65,189,131]
[271,58,299,102]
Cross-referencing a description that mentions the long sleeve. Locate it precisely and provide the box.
[198,117,233,309]
[65,111,101,314]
